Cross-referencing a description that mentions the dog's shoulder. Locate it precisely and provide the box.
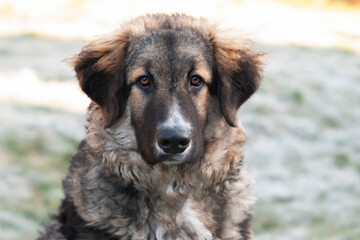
[38,198,118,240]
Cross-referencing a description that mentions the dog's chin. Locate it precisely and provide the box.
[140,150,192,165]
[157,153,190,165]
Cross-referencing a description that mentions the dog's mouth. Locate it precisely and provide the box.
[154,141,193,165]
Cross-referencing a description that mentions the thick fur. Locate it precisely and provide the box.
[39,14,263,240]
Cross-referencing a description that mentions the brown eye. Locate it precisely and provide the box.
[190,75,202,86]
[139,76,150,86]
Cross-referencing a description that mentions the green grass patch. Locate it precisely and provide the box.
[322,116,340,128]
[1,131,78,171]
[3,133,47,157]
[253,105,271,115]
[254,211,282,232]
[334,153,350,168]
[253,202,284,233]
[292,90,304,105]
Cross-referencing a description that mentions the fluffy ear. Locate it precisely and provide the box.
[71,35,129,128]
[213,35,263,127]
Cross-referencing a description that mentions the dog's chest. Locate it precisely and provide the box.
[133,194,216,240]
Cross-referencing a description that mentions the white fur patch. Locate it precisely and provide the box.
[159,100,192,131]
[180,200,213,240]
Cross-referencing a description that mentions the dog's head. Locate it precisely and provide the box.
[72,14,263,165]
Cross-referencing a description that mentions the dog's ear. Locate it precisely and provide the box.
[71,35,129,128]
[213,35,263,127]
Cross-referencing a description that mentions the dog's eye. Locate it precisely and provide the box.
[190,75,202,87]
[138,76,150,87]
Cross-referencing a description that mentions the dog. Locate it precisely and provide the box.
[38,13,263,240]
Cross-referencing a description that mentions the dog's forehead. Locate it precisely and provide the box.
[126,29,213,84]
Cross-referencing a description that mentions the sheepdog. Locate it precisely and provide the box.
[39,13,263,240]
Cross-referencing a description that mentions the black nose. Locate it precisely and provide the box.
[157,128,191,154]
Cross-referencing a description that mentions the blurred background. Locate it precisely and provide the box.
[0,0,360,239]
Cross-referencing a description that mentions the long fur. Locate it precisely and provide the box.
[39,13,263,240]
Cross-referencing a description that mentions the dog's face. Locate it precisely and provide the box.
[72,14,263,165]
[126,30,214,164]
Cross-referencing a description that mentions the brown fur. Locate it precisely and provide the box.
[39,13,263,240]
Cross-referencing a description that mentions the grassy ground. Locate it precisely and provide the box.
[0,35,359,240]
[243,44,360,240]
[0,102,85,239]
